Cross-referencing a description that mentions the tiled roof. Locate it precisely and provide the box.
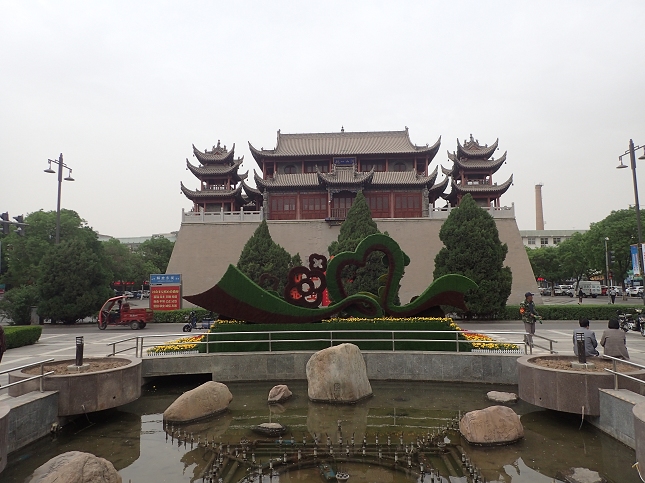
[318,167,375,186]
[248,129,441,165]
[427,175,449,196]
[453,151,507,172]
[254,171,322,189]
[186,158,245,177]
[180,181,243,200]
[441,165,453,176]
[370,165,438,187]
[451,175,513,195]
[456,135,498,159]
[193,142,236,164]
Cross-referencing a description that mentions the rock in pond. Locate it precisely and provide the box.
[164,381,233,423]
[460,405,524,445]
[268,384,292,404]
[487,391,518,404]
[28,451,121,483]
[252,422,288,437]
[306,343,372,403]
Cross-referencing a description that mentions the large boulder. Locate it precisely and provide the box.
[459,405,524,445]
[28,451,121,483]
[306,343,372,403]
[268,384,292,404]
[486,391,518,404]
[163,381,233,423]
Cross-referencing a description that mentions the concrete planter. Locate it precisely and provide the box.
[517,355,645,416]
[8,357,141,417]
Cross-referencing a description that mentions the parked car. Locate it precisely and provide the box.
[124,291,134,299]
[628,287,644,297]
[577,281,601,298]
[142,290,150,298]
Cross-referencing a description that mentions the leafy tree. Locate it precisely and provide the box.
[1,209,95,288]
[37,237,113,323]
[525,246,563,294]
[328,191,385,297]
[0,284,39,325]
[585,208,638,288]
[433,194,512,317]
[558,232,595,288]
[237,220,298,294]
[135,235,175,275]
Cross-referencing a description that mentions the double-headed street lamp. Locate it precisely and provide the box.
[44,154,74,244]
[617,139,645,303]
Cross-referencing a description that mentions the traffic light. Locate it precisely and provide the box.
[609,250,616,267]
[0,212,9,235]
[13,214,25,237]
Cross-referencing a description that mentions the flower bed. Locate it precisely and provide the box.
[450,322,520,351]
[146,335,205,355]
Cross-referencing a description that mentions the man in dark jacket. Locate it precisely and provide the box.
[573,319,599,357]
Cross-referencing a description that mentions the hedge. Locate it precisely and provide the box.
[152,308,213,323]
[501,305,644,321]
[199,318,472,353]
[4,326,43,349]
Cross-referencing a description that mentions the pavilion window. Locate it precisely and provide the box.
[361,161,385,172]
[541,237,549,246]
[528,237,536,245]
[553,237,561,244]
[366,193,389,218]
[300,194,327,219]
[393,162,407,172]
[394,193,421,218]
[305,163,330,173]
[284,165,297,174]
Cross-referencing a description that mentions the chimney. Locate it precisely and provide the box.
[535,184,544,230]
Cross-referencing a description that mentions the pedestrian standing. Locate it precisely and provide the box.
[609,287,617,304]
[520,292,542,347]
[578,288,584,305]
[0,325,6,364]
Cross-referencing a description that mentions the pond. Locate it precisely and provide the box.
[3,376,640,482]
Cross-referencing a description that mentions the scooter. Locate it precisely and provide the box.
[616,309,643,334]
[182,311,197,332]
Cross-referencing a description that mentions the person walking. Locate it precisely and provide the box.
[578,288,584,305]
[600,319,629,359]
[573,319,599,357]
[520,292,542,347]
[609,287,617,304]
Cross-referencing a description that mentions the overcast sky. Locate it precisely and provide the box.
[2,1,644,239]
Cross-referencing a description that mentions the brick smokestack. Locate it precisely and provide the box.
[535,184,544,230]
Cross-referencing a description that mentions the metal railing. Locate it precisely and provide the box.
[603,355,645,390]
[0,359,55,392]
[106,330,557,359]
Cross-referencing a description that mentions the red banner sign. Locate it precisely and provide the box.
[150,286,181,311]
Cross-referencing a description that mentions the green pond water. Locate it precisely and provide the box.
[3,376,641,483]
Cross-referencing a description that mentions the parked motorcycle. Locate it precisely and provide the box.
[616,309,645,336]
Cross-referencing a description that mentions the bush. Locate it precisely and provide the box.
[200,317,472,353]
[4,326,43,349]
[0,285,39,325]
[499,305,644,321]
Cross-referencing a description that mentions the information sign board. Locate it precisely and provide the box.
[150,286,181,311]
[150,274,181,284]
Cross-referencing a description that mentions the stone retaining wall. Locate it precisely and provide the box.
[142,351,520,384]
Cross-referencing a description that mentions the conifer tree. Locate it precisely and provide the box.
[237,219,299,294]
[433,194,512,317]
[328,191,384,297]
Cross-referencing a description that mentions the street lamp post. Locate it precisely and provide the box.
[44,153,74,244]
[604,237,610,287]
[617,139,645,304]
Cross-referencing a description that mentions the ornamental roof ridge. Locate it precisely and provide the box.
[317,165,375,186]
[248,129,441,164]
[192,142,236,164]
[456,136,498,159]
[441,164,453,176]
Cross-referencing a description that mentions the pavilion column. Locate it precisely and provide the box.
[327,191,331,218]
[389,191,395,218]
[296,192,301,220]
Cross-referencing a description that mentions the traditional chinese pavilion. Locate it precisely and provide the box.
[443,135,513,207]
[181,141,256,212]
[248,128,448,220]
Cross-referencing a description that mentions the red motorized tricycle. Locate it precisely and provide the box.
[98,295,153,330]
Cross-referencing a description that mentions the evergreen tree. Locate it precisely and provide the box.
[237,220,298,294]
[38,237,114,323]
[433,194,512,317]
[328,191,385,297]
